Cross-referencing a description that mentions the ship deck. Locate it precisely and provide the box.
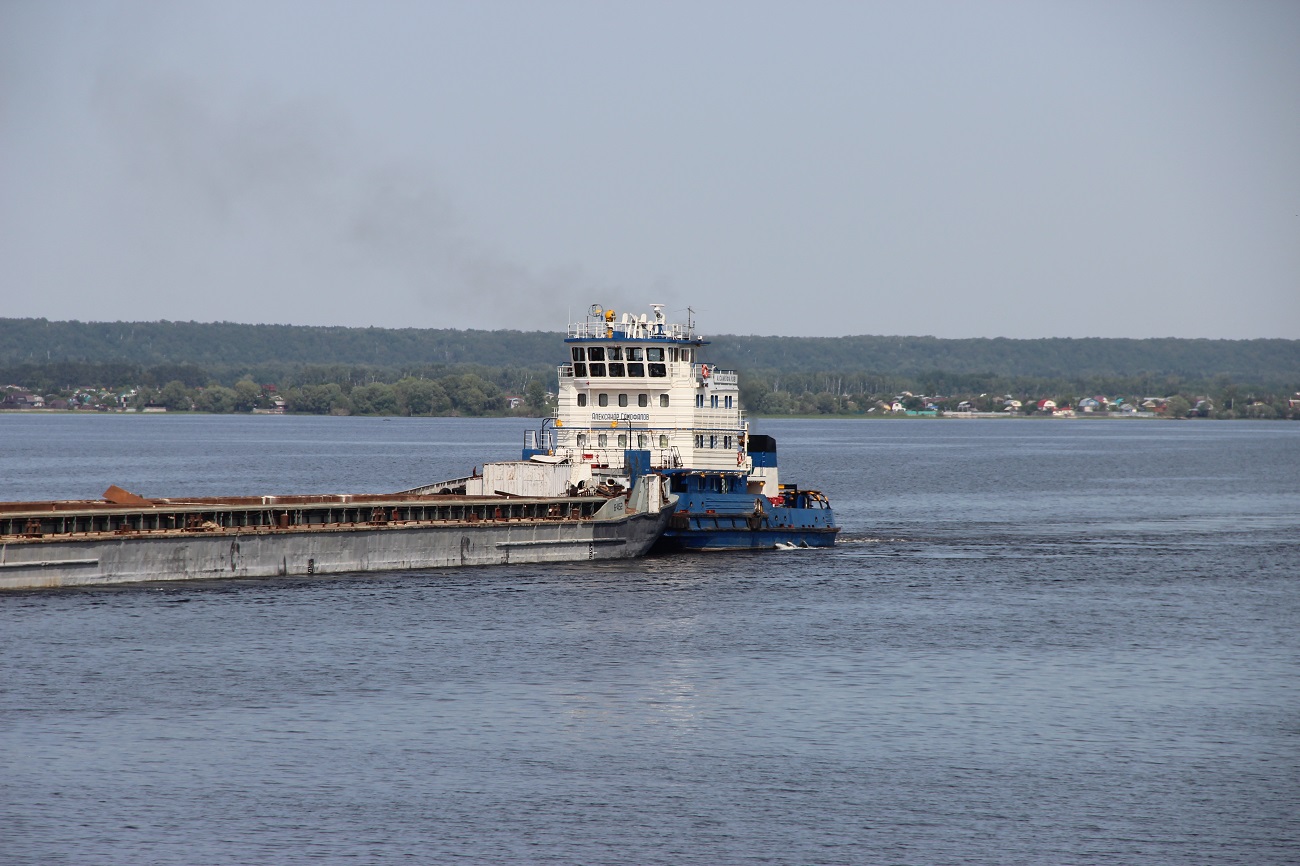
[0,491,611,543]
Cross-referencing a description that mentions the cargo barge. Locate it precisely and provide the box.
[0,478,673,590]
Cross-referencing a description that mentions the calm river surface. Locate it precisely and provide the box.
[2,415,1297,865]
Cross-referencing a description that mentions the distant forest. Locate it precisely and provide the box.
[2,317,1298,419]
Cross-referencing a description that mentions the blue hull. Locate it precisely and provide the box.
[656,521,839,552]
[654,476,839,551]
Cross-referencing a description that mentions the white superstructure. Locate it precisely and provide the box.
[539,304,777,496]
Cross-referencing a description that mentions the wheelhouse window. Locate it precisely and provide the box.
[571,347,584,362]
[627,363,645,377]
[589,363,606,377]
[607,346,623,361]
[573,363,587,377]
[646,348,664,361]
[648,363,666,377]
[627,347,643,361]
[598,393,609,407]
[588,347,606,362]
[608,363,625,377]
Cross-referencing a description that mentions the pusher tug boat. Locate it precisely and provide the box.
[504,302,839,551]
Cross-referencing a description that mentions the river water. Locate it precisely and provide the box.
[2,415,1297,865]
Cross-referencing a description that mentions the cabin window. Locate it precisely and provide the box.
[696,394,704,408]
[618,394,628,407]
[659,434,668,448]
[598,433,608,447]
[709,435,717,448]
[577,433,587,448]
[573,363,587,377]
[724,435,732,449]
[617,433,627,447]
[608,363,625,377]
[607,346,622,361]
[627,347,643,361]
[646,348,664,361]
[694,434,704,448]
[577,393,587,407]
[598,393,609,407]
[660,394,669,408]
[589,363,606,377]
[711,395,719,408]
[588,347,605,361]
[637,433,648,448]
[571,347,583,362]
[627,363,645,377]
[725,395,733,408]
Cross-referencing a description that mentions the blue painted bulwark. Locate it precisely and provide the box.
[656,465,838,551]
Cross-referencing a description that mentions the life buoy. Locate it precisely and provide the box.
[736,450,745,466]
[701,364,710,379]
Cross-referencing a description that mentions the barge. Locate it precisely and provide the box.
[0,477,673,589]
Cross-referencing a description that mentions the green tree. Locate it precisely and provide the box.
[233,379,262,412]
[447,374,502,415]
[195,385,238,413]
[524,379,549,414]
[158,380,194,411]
[1163,395,1192,418]
[350,382,399,415]
[394,377,450,416]
[1243,401,1278,419]
[286,383,350,415]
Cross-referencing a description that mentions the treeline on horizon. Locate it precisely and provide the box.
[2,317,1297,419]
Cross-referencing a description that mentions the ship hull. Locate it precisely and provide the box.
[0,498,672,590]
[655,504,839,552]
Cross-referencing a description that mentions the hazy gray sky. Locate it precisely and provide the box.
[2,1,1297,338]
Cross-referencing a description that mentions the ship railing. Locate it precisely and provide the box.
[690,409,748,429]
[567,320,693,341]
[695,364,738,386]
[557,447,683,472]
[524,429,555,452]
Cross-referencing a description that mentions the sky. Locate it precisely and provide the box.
[2,1,1297,339]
